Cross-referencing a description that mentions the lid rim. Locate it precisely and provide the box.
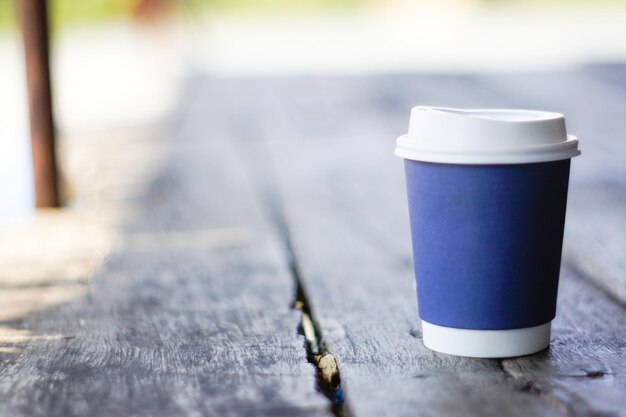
[395,135,580,164]
[395,149,581,165]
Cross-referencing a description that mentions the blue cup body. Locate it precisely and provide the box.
[404,159,571,330]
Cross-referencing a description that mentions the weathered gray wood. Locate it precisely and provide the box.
[3,72,623,416]
[0,82,330,417]
[215,77,531,416]
[217,76,626,416]
[501,267,626,417]
[583,63,626,89]
[472,70,626,305]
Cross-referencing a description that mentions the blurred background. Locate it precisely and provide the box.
[2,0,626,219]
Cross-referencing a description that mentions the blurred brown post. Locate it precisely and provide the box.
[16,0,60,207]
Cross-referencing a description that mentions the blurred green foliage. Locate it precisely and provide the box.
[0,0,364,30]
[1,0,625,31]
[190,0,365,13]
[0,0,122,29]
[52,0,136,25]
[484,0,626,3]
[0,0,12,28]
[0,0,129,29]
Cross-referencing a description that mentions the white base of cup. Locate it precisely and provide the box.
[421,321,551,358]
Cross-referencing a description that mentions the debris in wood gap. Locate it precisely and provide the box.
[301,312,319,355]
[335,386,345,406]
[318,354,339,386]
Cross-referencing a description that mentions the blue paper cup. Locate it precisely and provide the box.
[395,107,580,358]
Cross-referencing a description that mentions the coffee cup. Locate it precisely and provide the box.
[395,106,580,358]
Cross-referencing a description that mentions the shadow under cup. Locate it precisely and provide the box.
[404,159,571,334]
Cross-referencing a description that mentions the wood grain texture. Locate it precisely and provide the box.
[501,268,626,417]
[0,82,330,417]
[218,76,626,417]
[2,72,623,417]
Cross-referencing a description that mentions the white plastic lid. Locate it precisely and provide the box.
[395,106,580,164]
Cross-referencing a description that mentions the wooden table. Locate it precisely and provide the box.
[0,68,624,416]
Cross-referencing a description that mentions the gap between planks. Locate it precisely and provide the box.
[229,121,351,417]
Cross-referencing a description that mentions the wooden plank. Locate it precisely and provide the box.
[472,70,626,305]
[220,76,626,416]
[0,81,330,417]
[214,77,545,416]
[16,0,60,207]
[501,267,626,417]
[581,63,626,94]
